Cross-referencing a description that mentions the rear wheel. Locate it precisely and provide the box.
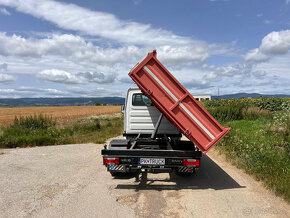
[110,172,122,177]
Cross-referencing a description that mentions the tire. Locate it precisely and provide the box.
[110,172,123,177]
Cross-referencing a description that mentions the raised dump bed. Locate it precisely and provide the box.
[129,50,230,153]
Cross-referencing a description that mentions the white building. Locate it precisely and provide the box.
[191,94,211,101]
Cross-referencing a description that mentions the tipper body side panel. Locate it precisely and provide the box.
[129,51,230,153]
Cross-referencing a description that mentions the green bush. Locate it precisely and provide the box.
[0,115,60,148]
[0,114,123,148]
[242,107,271,120]
[13,114,56,130]
[206,105,244,122]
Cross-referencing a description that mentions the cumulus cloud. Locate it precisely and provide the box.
[0,7,10,15]
[244,30,290,62]
[38,69,83,84]
[202,62,266,82]
[76,72,116,84]
[260,30,290,54]
[0,32,209,67]
[244,48,269,62]
[38,69,116,84]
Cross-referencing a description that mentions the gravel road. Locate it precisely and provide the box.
[0,138,289,218]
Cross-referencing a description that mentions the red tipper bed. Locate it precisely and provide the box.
[129,50,230,153]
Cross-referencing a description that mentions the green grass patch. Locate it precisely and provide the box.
[218,119,290,201]
[204,98,290,201]
[0,114,123,148]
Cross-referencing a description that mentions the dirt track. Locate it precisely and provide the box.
[0,138,289,218]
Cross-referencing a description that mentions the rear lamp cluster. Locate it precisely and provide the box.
[183,159,200,167]
[103,157,119,166]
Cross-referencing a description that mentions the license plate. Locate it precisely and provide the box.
[139,158,165,165]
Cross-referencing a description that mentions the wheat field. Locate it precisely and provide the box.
[0,105,121,127]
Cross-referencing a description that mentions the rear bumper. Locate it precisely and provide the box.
[107,164,197,174]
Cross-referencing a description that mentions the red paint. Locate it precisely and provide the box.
[183,159,200,167]
[103,157,119,166]
[129,50,230,153]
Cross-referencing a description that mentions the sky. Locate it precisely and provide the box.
[0,0,289,98]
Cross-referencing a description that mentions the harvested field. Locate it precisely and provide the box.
[0,106,121,127]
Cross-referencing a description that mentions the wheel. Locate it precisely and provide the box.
[110,172,122,177]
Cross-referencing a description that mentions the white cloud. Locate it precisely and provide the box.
[254,53,290,79]
[0,0,195,46]
[202,62,266,82]
[0,32,209,67]
[66,86,125,97]
[76,72,116,84]
[0,87,67,98]
[257,13,263,17]
[38,69,116,84]
[286,0,290,4]
[38,69,85,84]
[260,30,290,54]
[0,7,10,15]
[244,48,269,62]
[244,30,290,62]
[0,62,15,83]
[0,73,14,83]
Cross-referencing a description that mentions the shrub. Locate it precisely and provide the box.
[206,105,244,122]
[0,115,59,148]
[13,114,56,130]
[0,114,123,148]
[242,107,271,120]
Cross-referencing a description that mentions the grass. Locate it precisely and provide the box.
[218,119,289,201]
[208,99,290,202]
[0,113,124,148]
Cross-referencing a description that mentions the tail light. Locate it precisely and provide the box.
[103,157,119,166]
[183,159,200,167]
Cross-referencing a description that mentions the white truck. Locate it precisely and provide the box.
[102,88,202,176]
[101,50,229,176]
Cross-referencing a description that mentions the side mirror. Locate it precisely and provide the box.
[121,105,125,114]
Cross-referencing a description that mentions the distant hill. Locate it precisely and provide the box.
[0,97,125,107]
[0,93,289,107]
[212,93,290,99]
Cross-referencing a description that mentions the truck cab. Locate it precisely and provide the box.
[124,88,180,138]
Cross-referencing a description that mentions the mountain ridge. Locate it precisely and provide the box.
[0,93,289,107]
